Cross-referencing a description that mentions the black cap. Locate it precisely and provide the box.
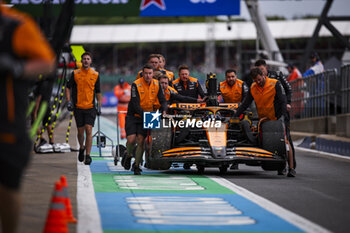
[119,78,125,85]
[310,52,319,61]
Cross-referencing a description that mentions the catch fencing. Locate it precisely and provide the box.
[290,65,350,119]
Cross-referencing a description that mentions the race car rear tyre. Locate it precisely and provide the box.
[146,119,172,170]
[260,120,287,171]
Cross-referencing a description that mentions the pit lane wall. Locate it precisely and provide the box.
[291,114,350,138]
[290,109,350,157]
[290,64,350,137]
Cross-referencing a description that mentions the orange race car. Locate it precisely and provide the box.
[144,74,288,174]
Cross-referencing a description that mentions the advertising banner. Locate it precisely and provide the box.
[10,0,240,17]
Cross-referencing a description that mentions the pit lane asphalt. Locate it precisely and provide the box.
[17,115,350,233]
[18,117,78,233]
[217,148,350,233]
[103,115,350,233]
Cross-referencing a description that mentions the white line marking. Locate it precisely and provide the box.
[77,162,103,233]
[114,175,205,190]
[126,196,255,226]
[296,147,350,161]
[209,176,331,233]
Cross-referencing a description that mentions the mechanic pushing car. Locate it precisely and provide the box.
[136,54,160,80]
[218,69,249,104]
[234,68,296,177]
[157,54,175,86]
[173,65,206,100]
[122,64,167,175]
[255,59,296,170]
[218,69,249,170]
[159,74,203,105]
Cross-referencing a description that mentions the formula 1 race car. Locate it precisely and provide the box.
[144,74,287,174]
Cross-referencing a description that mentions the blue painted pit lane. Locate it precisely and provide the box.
[96,192,303,232]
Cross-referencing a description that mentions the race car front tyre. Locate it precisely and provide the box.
[146,119,172,170]
[260,120,287,171]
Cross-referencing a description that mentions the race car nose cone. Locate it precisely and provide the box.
[212,147,226,158]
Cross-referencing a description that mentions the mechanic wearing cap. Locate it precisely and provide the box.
[158,54,175,86]
[234,68,296,177]
[159,74,202,105]
[0,4,55,233]
[123,64,167,175]
[218,69,248,103]
[136,54,160,80]
[172,65,206,100]
[303,52,324,77]
[255,59,292,112]
[114,78,131,139]
[66,52,102,165]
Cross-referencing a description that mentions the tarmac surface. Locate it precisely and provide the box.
[18,119,78,233]
[16,116,350,233]
[220,147,350,233]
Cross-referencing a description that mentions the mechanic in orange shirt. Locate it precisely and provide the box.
[172,65,205,100]
[114,78,131,139]
[122,64,167,175]
[235,68,295,177]
[218,69,248,103]
[0,4,55,233]
[66,52,102,165]
[136,54,160,80]
[256,59,296,169]
[158,54,175,86]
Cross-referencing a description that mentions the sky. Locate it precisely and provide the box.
[235,0,350,20]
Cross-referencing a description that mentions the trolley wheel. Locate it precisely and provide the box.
[219,165,228,174]
[197,165,205,174]
[115,145,126,166]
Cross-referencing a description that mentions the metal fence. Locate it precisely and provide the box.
[290,69,338,119]
[340,65,350,114]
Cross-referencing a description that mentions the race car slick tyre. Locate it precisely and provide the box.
[146,119,172,170]
[260,120,287,171]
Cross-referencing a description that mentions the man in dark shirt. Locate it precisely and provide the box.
[159,75,201,105]
[0,5,55,233]
[172,65,205,100]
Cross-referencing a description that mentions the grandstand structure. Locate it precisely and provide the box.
[69,0,350,90]
[70,18,349,86]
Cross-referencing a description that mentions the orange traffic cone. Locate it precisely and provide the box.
[60,175,77,223]
[43,181,68,233]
